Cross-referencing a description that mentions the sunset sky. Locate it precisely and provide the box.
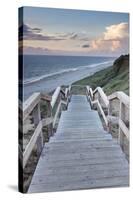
[19,7,129,56]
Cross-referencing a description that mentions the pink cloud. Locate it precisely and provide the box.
[90,22,129,54]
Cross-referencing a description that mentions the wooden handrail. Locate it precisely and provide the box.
[23,117,53,168]
[23,120,43,168]
[21,84,130,168]
[108,91,129,145]
[41,94,52,102]
[119,119,129,140]
[20,86,70,168]
[86,86,108,127]
[23,93,40,121]
[51,86,61,108]
[108,91,129,108]
[23,93,52,121]
[86,85,129,157]
[93,87,109,107]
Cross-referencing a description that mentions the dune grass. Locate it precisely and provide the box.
[73,64,129,95]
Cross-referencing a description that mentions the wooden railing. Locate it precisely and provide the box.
[86,85,129,156]
[19,86,70,169]
[86,86,109,127]
[108,92,129,147]
[19,84,129,168]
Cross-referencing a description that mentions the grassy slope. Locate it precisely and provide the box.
[73,55,129,95]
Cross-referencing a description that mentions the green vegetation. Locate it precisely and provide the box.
[73,55,129,95]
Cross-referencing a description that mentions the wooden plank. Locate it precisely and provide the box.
[42,117,53,127]
[44,145,120,155]
[51,86,61,108]
[28,94,129,193]
[49,136,112,143]
[46,139,117,147]
[57,122,102,127]
[93,87,109,107]
[108,91,129,108]
[23,120,43,168]
[28,176,129,193]
[41,94,52,102]
[32,168,128,185]
[55,135,110,140]
[23,92,40,121]
[91,99,108,126]
[65,88,68,98]
[44,145,122,155]
[36,156,128,170]
[119,119,129,140]
[41,149,124,162]
[53,101,62,128]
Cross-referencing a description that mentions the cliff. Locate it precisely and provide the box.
[73,54,129,95]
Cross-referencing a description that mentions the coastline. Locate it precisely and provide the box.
[23,57,114,101]
[72,55,129,96]
[24,54,129,100]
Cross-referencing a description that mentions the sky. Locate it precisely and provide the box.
[19,7,129,56]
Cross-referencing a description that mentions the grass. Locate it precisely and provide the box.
[73,64,129,96]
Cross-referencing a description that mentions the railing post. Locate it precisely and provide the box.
[32,103,43,154]
[118,101,123,147]
[108,100,112,133]
[47,101,53,137]
[68,85,71,101]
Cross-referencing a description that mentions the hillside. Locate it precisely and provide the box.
[73,54,129,95]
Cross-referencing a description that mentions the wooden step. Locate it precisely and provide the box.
[45,141,119,152]
[29,176,129,193]
[41,149,124,162]
[35,154,128,170]
[28,94,129,193]
[46,138,117,147]
[35,159,128,172]
[44,145,121,156]
[31,168,128,185]
[50,135,112,143]
[49,137,113,143]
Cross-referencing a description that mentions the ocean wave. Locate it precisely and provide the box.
[24,68,78,85]
[81,60,113,69]
[24,60,114,85]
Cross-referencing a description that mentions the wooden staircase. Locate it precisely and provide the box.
[28,95,129,193]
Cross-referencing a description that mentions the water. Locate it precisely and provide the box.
[21,55,115,100]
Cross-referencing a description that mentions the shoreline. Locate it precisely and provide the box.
[24,54,129,100]
[48,64,113,96]
[72,55,129,96]
[23,59,114,101]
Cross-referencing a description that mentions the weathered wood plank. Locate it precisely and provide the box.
[119,119,129,140]
[28,176,129,193]
[23,120,43,168]
[93,87,109,107]
[51,86,61,108]
[108,91,129,108]
[23,93,40,121]
[28,94,129,193]
[32,168,128,185]
[36,157,128,171]
[42,117,53,127]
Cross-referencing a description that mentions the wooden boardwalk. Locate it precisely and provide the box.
[28,95,129,193]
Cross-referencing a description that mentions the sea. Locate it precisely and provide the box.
[21,55,115,101]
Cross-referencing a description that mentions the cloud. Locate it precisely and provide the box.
[19,24,90,43]
[70,33,78,40]
[104,23,129,40]
[82,44,90,48]
[19,24,88,42]
[32,28,42,32]
[19,24,66,41]
[21,46,50,55]
[90,22,129,53]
